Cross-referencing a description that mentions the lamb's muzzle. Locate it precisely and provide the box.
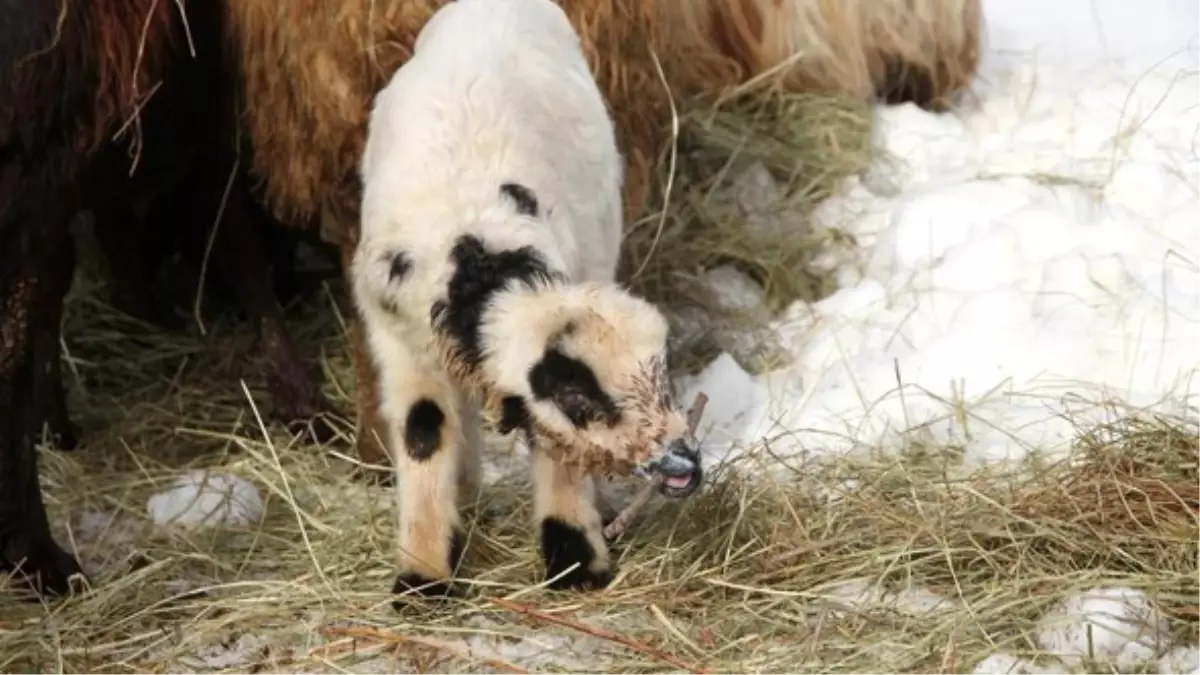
[635,437,704,499]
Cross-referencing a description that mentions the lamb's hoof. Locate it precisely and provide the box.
[391,573,459,610]
[0,534,86,601]
[540,517,613,592]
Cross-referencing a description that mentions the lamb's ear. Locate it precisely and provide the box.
[528,346,620,428]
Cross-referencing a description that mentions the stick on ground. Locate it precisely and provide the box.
[603,392,708,541]
[491,597,711,674]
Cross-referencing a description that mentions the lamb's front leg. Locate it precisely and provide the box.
[531,452,614,591]
[370,329,473,600]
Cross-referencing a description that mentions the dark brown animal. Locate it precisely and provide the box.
[0,0,232,598]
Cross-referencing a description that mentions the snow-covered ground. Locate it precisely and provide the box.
[681,0,1199,474]
[114,1,1199,672]
[672,2,1200,672]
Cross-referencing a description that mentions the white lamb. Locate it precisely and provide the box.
[351,0,702,599]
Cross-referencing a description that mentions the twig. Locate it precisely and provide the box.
[192,155,240,336]
[491,598,711,674]
[320,626,532,674]
[604,392,708,540]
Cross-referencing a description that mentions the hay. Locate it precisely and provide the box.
[3,258,1196,672]
[619,88,875,374]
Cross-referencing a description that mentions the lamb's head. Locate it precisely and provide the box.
[431,237,701,498]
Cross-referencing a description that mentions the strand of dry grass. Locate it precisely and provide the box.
[490,597,711,674]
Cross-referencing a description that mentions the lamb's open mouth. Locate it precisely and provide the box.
[636,439,703,499]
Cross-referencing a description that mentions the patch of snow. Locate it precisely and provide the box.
[72,509,147,575]
[1035,586,1170,671]
[703,264,768,312]
[147,470,264,531]
[972,652,1054,675]
[679,0,1199,470]
[1158,645,1200,675]
[813,577,958,616]
[676,352,774,466]
[980,0,1199,73]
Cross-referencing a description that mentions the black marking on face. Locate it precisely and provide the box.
[431,235,558,369]
[528,347,621,429]
[386,250,412,284]
[499,182,539,217]
[497,395,531,435]
[403,398,445,461]
[540,517,613,591]
[391,529,466,606]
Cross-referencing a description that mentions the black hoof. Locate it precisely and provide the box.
[391,573,458,610]
[540,517,613,592]
[1,535,86,601]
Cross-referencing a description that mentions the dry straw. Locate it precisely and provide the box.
[3,86,1196,674]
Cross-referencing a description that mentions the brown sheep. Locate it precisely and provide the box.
[219,0,983,473]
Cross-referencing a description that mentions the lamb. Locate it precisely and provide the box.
[221,0,984,477]
[350,0,702,596]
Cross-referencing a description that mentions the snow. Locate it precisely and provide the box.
[815,577,959,616]
[980,0,1198,73]
[146,470,265,531]
[970,588,1197,675]
[972,652,1048,675]
[683,0,1200,471]
[1035,586,1170,671]
[1159,645,1200,675]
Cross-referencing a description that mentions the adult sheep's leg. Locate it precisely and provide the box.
[0,203,86,598]
[197,168,340,444]
[531,453,614,591]
[26,234,79,451]
[364,324,475,601]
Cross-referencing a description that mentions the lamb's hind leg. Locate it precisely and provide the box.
[532,453,613,591]
[367,327,475,601]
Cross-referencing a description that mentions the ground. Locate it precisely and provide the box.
[2,0,1198,673]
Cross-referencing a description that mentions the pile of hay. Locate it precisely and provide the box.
[4,91,1197,674]
[4,283,1196,672]
[620,87,875,374]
